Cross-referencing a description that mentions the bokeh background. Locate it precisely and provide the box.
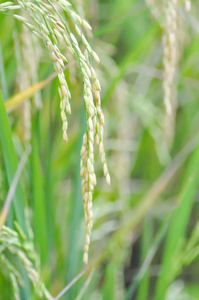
[1,0,199,299]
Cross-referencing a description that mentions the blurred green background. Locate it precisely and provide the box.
[1,0,199,299]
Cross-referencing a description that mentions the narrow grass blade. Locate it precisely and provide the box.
[125,215,171,300]
[0,145,31,230]
[154,142,199,300]
[55,267,89,300]
[5,64,72,113]
[102,262,117,299]
[76,268,95,300]
[31,132,48,264]
[136,219,153,300]
[0,42,8,100]
[65,105,85,299]
[0,92,28,235]
[5,73,56,113]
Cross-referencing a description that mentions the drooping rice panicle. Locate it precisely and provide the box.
[0,224,53,300]
[162,0,178,146]
[145,0,161,20]
[0,0,110,264]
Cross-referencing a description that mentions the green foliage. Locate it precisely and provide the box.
[1,0,199,299]
[0,92,27,235]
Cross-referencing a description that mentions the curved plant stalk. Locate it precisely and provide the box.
[0,146,31,231]
[0,0,110,264]
[162,0,191,146]
[162,0,178,146]
[0,92,28,235]
[0,224,53,299]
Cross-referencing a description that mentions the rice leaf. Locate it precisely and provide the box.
[31,130,48,264]
[5,73,56,113]
[0,91,28,235]
[154,141,199,300]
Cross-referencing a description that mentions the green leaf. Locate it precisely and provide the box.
[136,219,153,300]
[154,141,199,300]
[0,91,28,235]
[125,215,171,300]
[31,130,48,264]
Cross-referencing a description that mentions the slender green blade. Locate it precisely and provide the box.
[65,103,85,299]
[31,131,48,264]
[125,215,171,300]
[136,219,153,300]
[0,91,28,235]
[0,43,8,100]
[154,142,199,300]
[102,262,117,299]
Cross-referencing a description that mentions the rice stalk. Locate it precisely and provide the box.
[14,22,42,142]
[162,0,191,146]
[0,0,110,264]
[162,0,178,146]
[0,224,53,300]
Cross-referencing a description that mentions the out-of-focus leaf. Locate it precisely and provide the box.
[154,141,199,300]
[0,92,28,235]
[5,73,56,113]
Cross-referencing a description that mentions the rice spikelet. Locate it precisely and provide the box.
[162,0,178,146]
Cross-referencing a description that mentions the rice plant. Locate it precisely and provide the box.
[1,0,199,299]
